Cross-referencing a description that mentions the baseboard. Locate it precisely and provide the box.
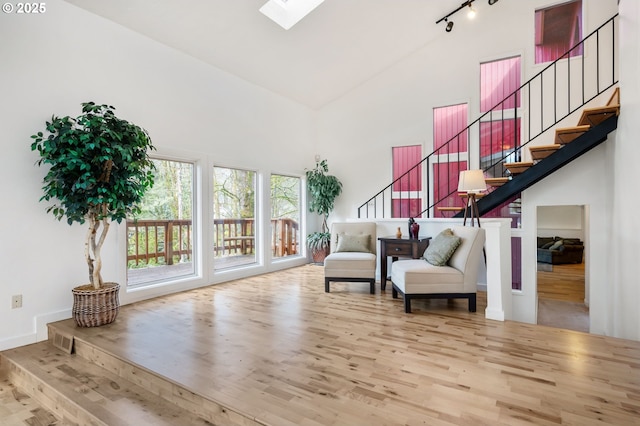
[0,333,37,351]
[36,309,71,343]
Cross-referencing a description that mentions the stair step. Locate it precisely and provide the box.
[607,86,620,106]
[0,375,68,425]
[529,144,561,161]
[504,161,534,175]
[484,177,510,187]
[0,342,219,426]
[554,125,591,144]
[578,105,619,127]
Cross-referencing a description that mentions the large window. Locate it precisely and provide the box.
[127,159,195,286]
[480,56,521,177]
[270,174,301,259]
[432,103,468,216]
[535,0,583,64]
[213,166,257,270]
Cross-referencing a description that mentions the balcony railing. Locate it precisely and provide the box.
[126,218,299,267]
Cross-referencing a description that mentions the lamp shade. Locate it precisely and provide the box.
[458,170,486,193]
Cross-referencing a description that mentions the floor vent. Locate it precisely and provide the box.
[51,329,74,354]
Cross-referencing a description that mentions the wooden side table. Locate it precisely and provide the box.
[378,236,431,291]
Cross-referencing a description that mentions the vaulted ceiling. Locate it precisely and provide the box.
[63,0,472,109]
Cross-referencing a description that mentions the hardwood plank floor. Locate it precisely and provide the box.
[4,264,640,425]
[537,262,589,333]
[537,263,585,302]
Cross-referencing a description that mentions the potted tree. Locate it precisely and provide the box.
[305,158,342,264]
[31,102,156,327]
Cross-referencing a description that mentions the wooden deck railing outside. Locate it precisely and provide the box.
[127,218,299,266]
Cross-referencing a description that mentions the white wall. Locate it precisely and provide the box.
[611,0,640,340]
[0,0,315,349]
[537,205,585,240]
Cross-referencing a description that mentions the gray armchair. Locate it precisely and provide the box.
[324,222,377,294]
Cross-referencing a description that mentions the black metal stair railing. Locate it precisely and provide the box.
[358,14,618,220]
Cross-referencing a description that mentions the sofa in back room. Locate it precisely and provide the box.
[537,236,584,264]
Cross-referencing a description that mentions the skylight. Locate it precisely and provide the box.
[260,0,325,30]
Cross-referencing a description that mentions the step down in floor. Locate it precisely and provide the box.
[1,334,255,426]
[529,144,561,161]
[504,161,534,175]
[1,342,219,426]
[554,125,590,144]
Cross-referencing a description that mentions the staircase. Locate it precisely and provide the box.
[358,14,619,221]
[0,321,255,426]
[473,89,619,217]
[502,88,619,178]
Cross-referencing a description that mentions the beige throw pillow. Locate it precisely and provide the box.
[335,233,371,253]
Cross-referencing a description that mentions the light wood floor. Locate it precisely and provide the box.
[3,264,640,425]
[537,262,585,302]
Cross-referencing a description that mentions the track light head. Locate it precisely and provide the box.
[467,4,476,19]
[488,0,498,5]
[445,19,454,32]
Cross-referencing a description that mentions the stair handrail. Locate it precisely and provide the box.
[358,13,618,219]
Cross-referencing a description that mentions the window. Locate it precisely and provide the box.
[433,104,468,216]
[270,174,301,259]
[213,166,257,269]
[479,57,522,229]
[392,145,422,218]
[535,0,582,64]
[127,159,195,286]
[479,56,521,178]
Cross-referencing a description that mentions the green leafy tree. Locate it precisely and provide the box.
[31,102,156,289]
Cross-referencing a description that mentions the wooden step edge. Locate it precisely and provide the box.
[62,329,256,426]
[529,144,561,160]
[1,342,222,426]
[578,105,620,126]
[1,346,111,426]
[555,125,591,134]
[503,161,534,167]
[504,162,533,175]
[554,125,591,145]
[607,87,620,106]
[484,177,510,187]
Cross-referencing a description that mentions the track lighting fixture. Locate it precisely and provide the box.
[437,0,494,32]
[445,18,454,32]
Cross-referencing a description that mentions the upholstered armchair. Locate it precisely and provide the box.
[390,226,485,313]
[324,222,377,294]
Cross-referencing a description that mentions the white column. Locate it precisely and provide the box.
[482,220,513,321]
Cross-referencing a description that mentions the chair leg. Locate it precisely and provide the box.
[392,286,398,298]
[369,280,375,294]
[404,296,412,313]
[325,278,330,293]
[468,294,476,312]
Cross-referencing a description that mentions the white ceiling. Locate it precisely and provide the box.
[63,0,470,109]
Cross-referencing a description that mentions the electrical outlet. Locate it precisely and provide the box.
[11,294,22,309]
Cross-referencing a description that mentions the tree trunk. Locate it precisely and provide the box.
[86,207,111,289]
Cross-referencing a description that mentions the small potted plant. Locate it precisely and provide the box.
[305,158,342,264]
[31,102,156,327]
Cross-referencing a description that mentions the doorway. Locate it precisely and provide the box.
[536,205,588,332]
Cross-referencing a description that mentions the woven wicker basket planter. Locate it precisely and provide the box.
[72,282,120,327]
[310,246,330,264]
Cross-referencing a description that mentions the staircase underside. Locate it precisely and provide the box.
[456,114,618,218]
